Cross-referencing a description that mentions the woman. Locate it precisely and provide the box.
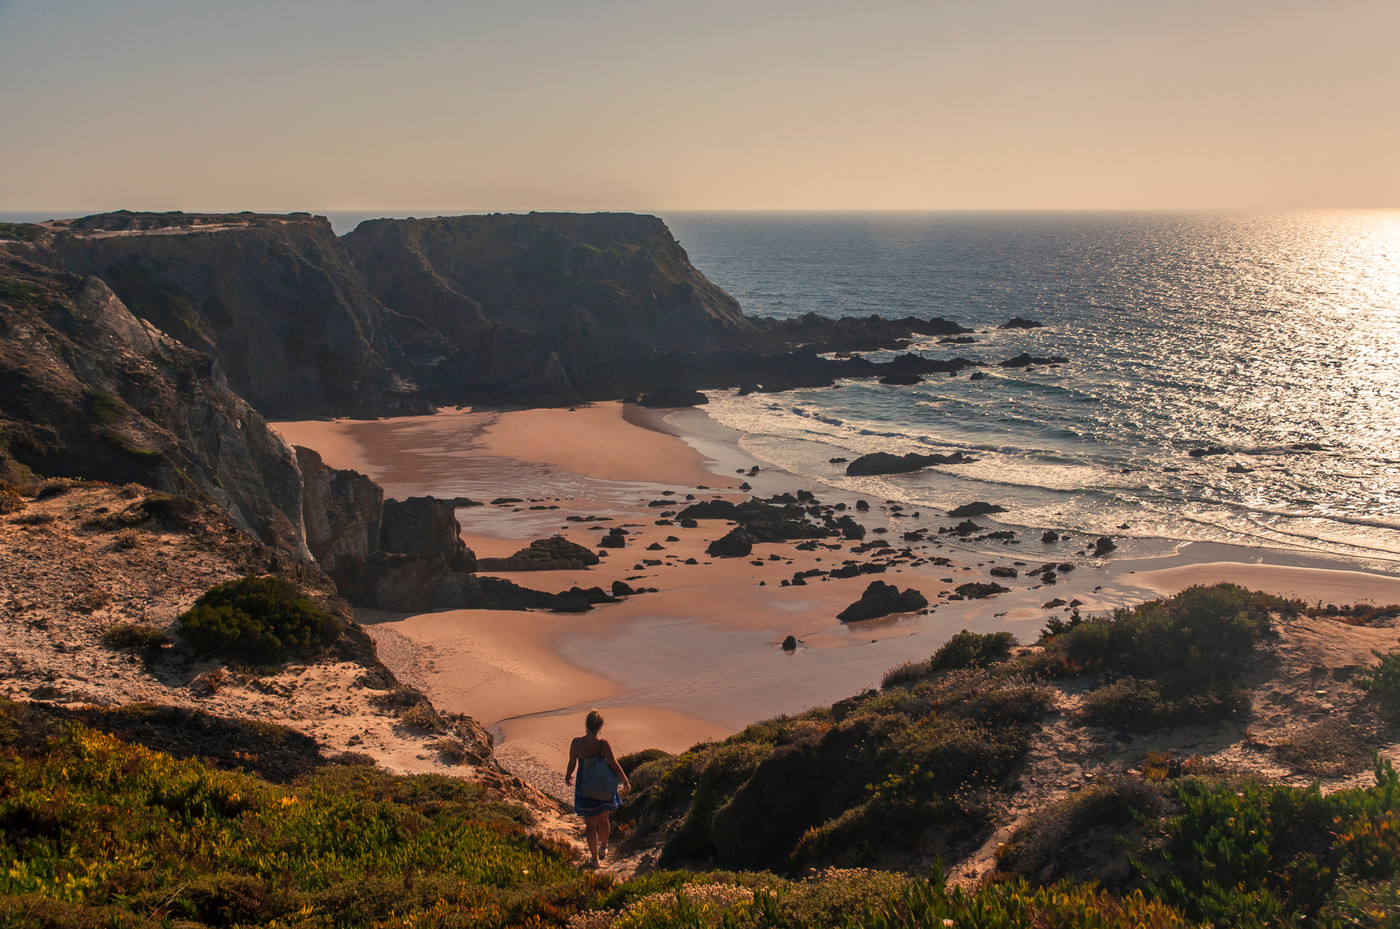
[565,709,631,867]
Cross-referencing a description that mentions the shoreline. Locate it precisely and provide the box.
[273,402,1400,799]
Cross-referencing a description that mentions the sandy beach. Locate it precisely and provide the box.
[273,402,1400,799]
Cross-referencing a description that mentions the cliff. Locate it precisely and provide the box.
[0,252,310,557]
[42,212,432,418]
[342,212,758,403]
[10,210,985,413]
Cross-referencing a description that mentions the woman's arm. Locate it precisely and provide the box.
[600,740,631,791]
[564,738,579,785]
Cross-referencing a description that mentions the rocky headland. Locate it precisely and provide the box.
[6,211,1036,414]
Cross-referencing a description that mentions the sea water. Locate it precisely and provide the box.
[662,211,1400,572]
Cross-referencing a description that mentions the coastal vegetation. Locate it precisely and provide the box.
[177,575,342,665]
[6,594,1400,929]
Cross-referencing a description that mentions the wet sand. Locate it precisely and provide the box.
[273,401,1400,798]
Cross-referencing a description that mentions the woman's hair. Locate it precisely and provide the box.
[585,709,604,733]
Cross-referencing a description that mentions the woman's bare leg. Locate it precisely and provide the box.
[584,814,601,866]
[597,811,610,860]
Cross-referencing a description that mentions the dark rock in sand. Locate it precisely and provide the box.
[781,635,798,651]
[677,499,826,542]
[611,580,636,597]
[837,580,928,622]
[948,501,1006,518]
[828,562,887,579]
[1041,530,1061,543]
[855,499,870,511]
[707,528,758,558]
[845,451,974,477]
[990,566,1019,578]
[598,534,626,549]
[476,535,601,572]
[830,514,866,541]
[954,581,1009,599]
[1093,536,1117,556]
[639,386,708,407]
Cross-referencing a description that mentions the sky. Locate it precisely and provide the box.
[1,0,1397,213]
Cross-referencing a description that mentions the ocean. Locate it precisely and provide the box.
[661,211,1400,572]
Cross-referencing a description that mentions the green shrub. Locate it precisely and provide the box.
[996,776,1169,884]
[82,387,128,424]
[1357,649,1400,714]
[1079,676,1246,731]
[177,575,339,663]
[1274,721,1376,777]
[882,658,931,689]
[400,702,444,733]
[618,747,672,774]
[0,484,25,515]
[101,623,171,653]
[141,491,202,526]
[930,629,1016,672]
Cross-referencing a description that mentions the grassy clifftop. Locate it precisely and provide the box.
[5,584,1400,927]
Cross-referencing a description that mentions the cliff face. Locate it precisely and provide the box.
[15,209,969,413]
[0,252,310,557]
[342,212,758,403]
[46,212,432,418]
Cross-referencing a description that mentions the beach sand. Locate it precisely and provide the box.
[273,402,1400,800]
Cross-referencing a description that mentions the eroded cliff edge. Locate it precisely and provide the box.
[8,210,977,415]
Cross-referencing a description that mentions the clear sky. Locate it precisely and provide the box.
[1,0,1396,213]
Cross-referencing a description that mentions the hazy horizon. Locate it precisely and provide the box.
[2,1,1397,212]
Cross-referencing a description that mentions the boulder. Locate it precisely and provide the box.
[998,352,1068,368]
[948,501,1005,518]
[999,317,1044,329]
[1094,536,1117,557]
[476,535,601,572]
[707,528,757,558]
[837,581,928,622]
[845,451,974,477]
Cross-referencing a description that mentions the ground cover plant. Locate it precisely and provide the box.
[178,574,341,664]
[1037,583,1287,730]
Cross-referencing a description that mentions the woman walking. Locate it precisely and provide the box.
[565,709,631,868]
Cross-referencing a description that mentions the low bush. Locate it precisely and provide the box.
[930,629,1016,672]
[1357,649,1400,715]
[996,776,1169,884]
[0,484,25,515]
[1137,758,1400,926]
[1274,721,1376,777]
[177,575,339,664]
[101,623,171,653]
[882,658,931,689]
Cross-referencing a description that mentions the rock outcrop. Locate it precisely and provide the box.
[845,451,975,476]
[836,580,928,622]
[294,447,590,613]
[11,211,1047,413]
[477,536,601,572]
[45,212,429,418]
[0,253,311,557]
